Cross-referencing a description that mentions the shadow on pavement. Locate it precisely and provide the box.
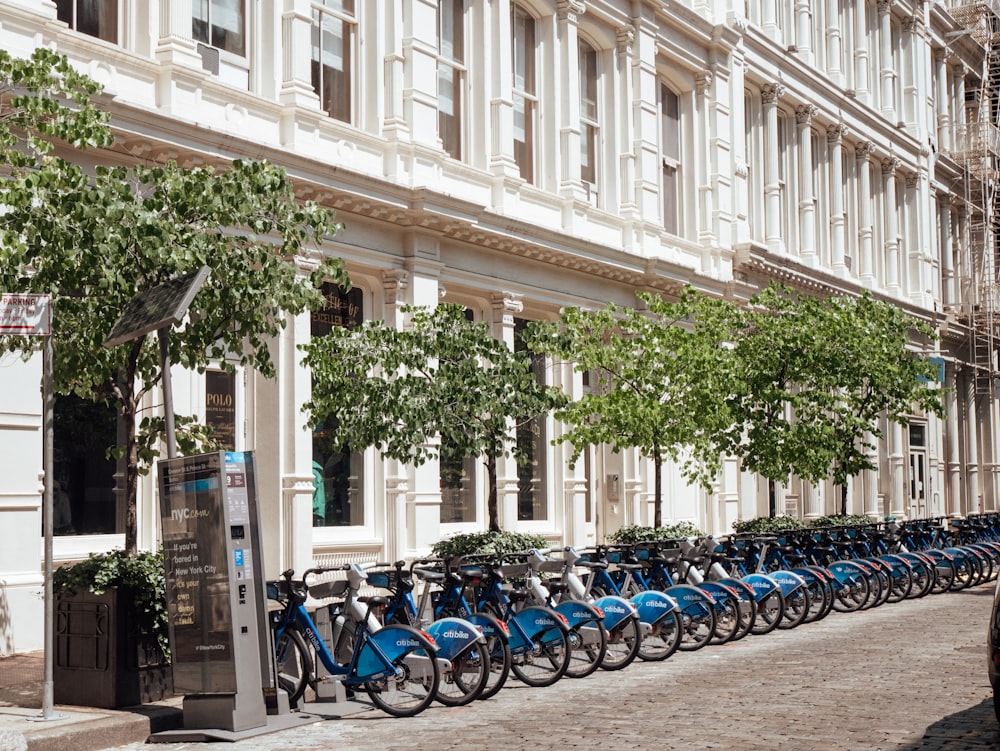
[900,697,1000,750]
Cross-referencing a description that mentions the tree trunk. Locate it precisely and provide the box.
[486,453,501,532]
[653,446,662,528]
[768,479,777,518]
[840,483,849,517]
[119,373,139,556]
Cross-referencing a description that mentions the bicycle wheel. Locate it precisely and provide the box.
[831,573,870,612]
[477,622,512,701]
[776,587,809,629]
[750,589,784,635]
[511,626,570,687]
[436,642,489,706]
[364,646,440,718]
[600,615,641,671]
[274,627,312,706]
[676,600,716,651]
[708,594,740,644]
[930,557,956,594]
[637,611,682,661]
[565,622,607,679]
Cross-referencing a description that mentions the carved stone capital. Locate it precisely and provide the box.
[881,157,901,175]
[696,72,713,92]
[762,82,785,104]
[877,0,893,15]
[557,0,586,22]
[492,291,524,326]
[902,16,921,34]
[796,104,818,125]
[856,141,876,160]
[616,25,634,55]
[827,123,849,143]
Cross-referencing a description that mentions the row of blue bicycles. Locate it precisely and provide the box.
[266,512,1000,717]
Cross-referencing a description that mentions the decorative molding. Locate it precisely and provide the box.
[902,16,921,34]
[616,26,634,55]
[877,0,893,14]
[382,269,410,305]
[856,141,876,160]
[492,291,524,326]
[696,72,713,92]
[556,0,586,22]
[726,11,748,35]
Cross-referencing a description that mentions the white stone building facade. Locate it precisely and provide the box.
[0,0,996,654]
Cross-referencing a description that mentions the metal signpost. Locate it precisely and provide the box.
[1,294,64,723]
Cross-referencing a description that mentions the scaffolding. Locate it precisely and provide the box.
[951,2,1000,396]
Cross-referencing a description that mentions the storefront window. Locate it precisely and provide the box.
[311,283,365,527]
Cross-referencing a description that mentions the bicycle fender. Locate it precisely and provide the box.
[592,595,637,632]
[826,561,866,585]
[696,581,738,607]
[664,584,716,615]
[464,612,509,643]
[739,573,781,603]
[513,605,567,644]
[768,570,807,597]
[629,590,678,626]
[422,617,485,661]
[356,624,436,679]
[718,577,756,601]
[553,599,603,630]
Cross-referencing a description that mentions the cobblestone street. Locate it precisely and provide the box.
[98,580,1000,751]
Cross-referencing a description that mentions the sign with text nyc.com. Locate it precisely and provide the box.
[0,293,51,335]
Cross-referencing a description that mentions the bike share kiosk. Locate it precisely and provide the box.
[157,451,288,735]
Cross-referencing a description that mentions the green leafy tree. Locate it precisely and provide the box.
[525,288,737,527]
[0,51,348,554]
[724,286,943,516]
[302,304,565,532]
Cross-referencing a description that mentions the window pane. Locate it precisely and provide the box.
[512,5,535,182]
[312,8,354,123]
[53,395,118,536]
[211,0,245,55]
[193,0,210,44]
[57,0,118,43]
[514,319,546,522]
[311,284,365,527]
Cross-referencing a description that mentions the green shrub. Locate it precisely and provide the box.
[731,516,805,534]
[608,523,704,545]
[53,549,169,660]
[430,530,549,560]
[808,514,874,528]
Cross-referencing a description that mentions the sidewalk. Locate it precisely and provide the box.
[0,652,182,751]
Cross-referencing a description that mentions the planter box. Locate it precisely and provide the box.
[54,587,173,709]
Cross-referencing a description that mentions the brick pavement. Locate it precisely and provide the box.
[96,580,1000,751]
[6,580,1000,751]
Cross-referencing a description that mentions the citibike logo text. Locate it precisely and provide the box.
[171,508,210,523]
[396,637,422,648]
[440,629,471,640]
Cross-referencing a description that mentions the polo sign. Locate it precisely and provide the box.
[0,293,50,335]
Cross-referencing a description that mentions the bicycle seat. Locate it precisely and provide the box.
[412,567,445,583]
[575,561,607,571]
[615,562,645,571]
[358,595,390,608]
[545,580,568,594]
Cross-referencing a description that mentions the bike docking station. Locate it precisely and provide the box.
[151,451,318,742]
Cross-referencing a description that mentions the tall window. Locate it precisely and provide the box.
[662,85,681,235]
[439,0,466,160]
[514,318,546,521]
[512,5,537,184]
[56,0,117,43]
[311,283,365,527]
[580,40,599,204]
[53,395,118,536]
[776,109,789,241]
[193,0,245,56]
[440,307,477,524]
[312,0,356,124]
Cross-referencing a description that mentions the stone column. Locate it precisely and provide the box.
[279,0,321,107]
[888,421,907,519]
[489,0,518,182]
[763,83,786,254]
[939,192,956,308]
[826,0,844,86]
[492,291,524,531]
[381,269,411,560]
[557,0,586,201]
[797,104,818,266]
[935,50,951,151]
[863,430,880,517]
[828,124,849,275]
[965,370,981,515]
[616,26,638,218]
[901,15,921,128]
[857,141,876,287]
[882,157,901,295]
[761,0,779,43]
[629,12,660,221]
[854,0,871,102]
[794,0,813,64]
[696,72,717,253]
[878,0,896,120]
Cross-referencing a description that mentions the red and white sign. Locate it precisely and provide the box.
[0,293,51,335]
